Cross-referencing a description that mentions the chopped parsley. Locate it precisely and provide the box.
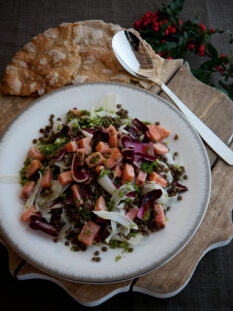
[143,212,150,220]
[125,198,132,203]
[38,144,57,156]
[99,169,110,178]
[19,157,31,185]
[54,137,68,147]
[115,255,122,262]
[78,206,92,220]
[109,240,129,250]
[141,159,159,174]
[84,230,91,236]
[173,164,182,172]
[60,193,67,199]
[107,200,115,211]
[129,232,137,238]
[70,245,79,252]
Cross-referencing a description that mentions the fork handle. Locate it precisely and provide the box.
[161,83,233,165]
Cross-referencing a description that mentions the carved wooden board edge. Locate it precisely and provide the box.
[4,59,232,304]
[133,64,233,296]
[133,238,232,299]
[159,62,233,165]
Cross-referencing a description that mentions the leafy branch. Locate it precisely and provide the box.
[134,0,233,99]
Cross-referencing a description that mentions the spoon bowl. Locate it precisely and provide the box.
[112,30,155,81]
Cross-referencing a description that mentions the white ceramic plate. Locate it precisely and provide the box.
[0,83,211,283]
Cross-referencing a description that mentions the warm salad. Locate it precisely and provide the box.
[19,95,188,260]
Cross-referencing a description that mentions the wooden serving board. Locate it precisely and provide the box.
[0,60,233,307]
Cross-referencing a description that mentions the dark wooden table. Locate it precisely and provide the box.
[0,1,232,310]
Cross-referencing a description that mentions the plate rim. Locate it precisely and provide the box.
[0,82,211,284]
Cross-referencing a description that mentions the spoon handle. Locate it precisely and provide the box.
[161,83,233,165]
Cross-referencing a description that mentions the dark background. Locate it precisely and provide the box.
[0,0,232,310]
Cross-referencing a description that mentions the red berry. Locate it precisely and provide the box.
[188,43,195,51]
[220,54,226,58]
[198,44,205,56]
[210,28,215,33]
[199,44,205,51]
[161,39,166,43]
[157,52,163,57]
[216,66,224,73]
[152,25,159,32]
[166,56,173,59]
[168,25,172,29]
[165,29,169,36]
[170,27,176,34]
[199,24,206,31]
[178,20,183,24]
[134,21,141,30]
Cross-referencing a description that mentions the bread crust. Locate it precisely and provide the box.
[0,20,164,96]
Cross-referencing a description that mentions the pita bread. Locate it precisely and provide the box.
[0,20,164,97]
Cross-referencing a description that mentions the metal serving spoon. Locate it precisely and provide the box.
[112,30,233,165]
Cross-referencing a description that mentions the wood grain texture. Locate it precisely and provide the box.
[0,95,34,136]
[159,62,233,165]
[149,59,183,94]
[133,143,233,295]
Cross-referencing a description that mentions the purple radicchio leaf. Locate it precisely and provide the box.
[176,182,188,192]
[132,118,149,134]
[131,118,150,141]
[125,126,140,141]
[121,136,155,156]
[137,189,163,220]
[29,212,58,237]
[122,148,157,162]
[72,154,89,183]
[126,191,137,199]
[52,147,66,161]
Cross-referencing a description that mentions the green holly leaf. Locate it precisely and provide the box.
[200,57,228,70]
[162,0,184,17]
[207,43,218,58]
[191,68,212,84]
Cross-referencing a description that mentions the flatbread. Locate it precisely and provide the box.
[0,20,164,97]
